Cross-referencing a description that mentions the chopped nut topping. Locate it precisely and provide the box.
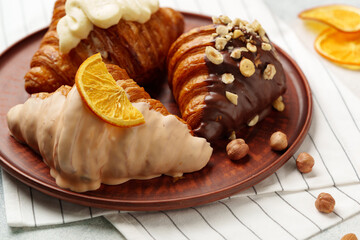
[226,91,238,105]
[212,33,219,38]
[239,58,256,77]
[215,37,228,51]
[227,22,234,30]
[212,16,221,24]
[232,18,241,26]
[240,19,249,26]
[230,49,241,59]
[258,27,266,37]
[233,29,244,39]
[261,35,270,43]
[219,15,232,24]
[216,25,229,36]
[263,64,276,80]
[221,73,235,84]
[223,34,231,41]
[230,47,248,59]
[227,46,234,50]
[254,54,262,67]
[205,46,223,65]
[261,43,272,51]
[248,115,259,127]
[250,20,262,32]
[272,96,285,111]
[246,42,257,52]
[229,131,236,140]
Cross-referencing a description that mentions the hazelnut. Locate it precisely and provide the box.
[263,64,276,80]
[227,22,234,30]
[216,25,229,36]
[248,115,259,127]
[272,96,285,112]
[230,47,248,59]
[315,192,335,213]
[250,20,262,32]
[233,29,244,39]
[226,139,249,161]
[228,131,236,140]
[219,15,232,24]
[215,37,228,51]
[239,58,255,77]
[221,73,235,84]
[232,18,241,26]
[246,42,257,52]
[261,35,270,43]
[212,16,221,24]
[341,233,358,240]
[225,91,238,105]
[270,131,288,151]
[205,46,223,65]
[224,34,232,41]
[258,27,266,37]
[296,152,314,173]
[261,43,272,51]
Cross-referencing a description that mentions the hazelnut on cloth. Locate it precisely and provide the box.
[315,192,335,213]
[341,233,358,240]
[296,152,314,173]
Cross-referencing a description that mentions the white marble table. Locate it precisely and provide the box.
[1,0,360,239]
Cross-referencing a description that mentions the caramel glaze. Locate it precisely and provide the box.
[194,26,286,141]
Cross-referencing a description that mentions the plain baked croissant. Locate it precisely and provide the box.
[24,0,184,94]
[167,17,287,141]
[8,64,212,192]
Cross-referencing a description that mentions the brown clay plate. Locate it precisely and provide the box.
[0,12,312,211]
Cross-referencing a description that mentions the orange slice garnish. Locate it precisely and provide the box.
[299,5,360,33]
[75,53,145,127]
[314,28,360,69]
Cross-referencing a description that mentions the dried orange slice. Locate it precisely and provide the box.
[299,5,360,32]
[314,28,360,69]
[75,53,145,127]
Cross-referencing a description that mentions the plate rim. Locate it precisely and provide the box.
[0,11,312,211]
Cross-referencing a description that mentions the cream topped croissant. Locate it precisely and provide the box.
[7,65,212,192]
[24,0,184,93]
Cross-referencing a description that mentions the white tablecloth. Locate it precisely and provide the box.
[1,0,360,239]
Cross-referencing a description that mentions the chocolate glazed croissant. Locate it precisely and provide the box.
[25,0,184,94]
[167,17,287,141]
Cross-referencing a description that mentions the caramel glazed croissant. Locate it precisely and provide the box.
[7,64,212,192]
[24,0,184,94]
[167,16,287,141]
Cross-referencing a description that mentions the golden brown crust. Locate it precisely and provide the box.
[25,0,184,94]
[167,25,215,130]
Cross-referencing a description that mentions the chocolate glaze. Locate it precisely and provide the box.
[194,25,286,141]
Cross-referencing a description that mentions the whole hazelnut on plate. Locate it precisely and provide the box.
[315,192,335,213]
[296,152,314,173]
[341,233,358,240]
[270,131,288,151]
[226,138,249,161]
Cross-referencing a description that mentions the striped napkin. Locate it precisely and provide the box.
[1,0,360,239]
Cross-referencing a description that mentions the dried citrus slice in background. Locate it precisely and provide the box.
[299,5,360,32]
[314,28,360,69]
[75,53,145,127]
